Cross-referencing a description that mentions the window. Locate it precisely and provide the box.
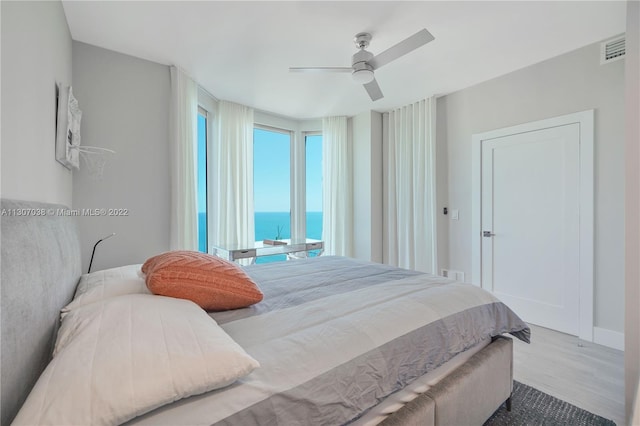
[196,104,321,261]
[253,127,291,263]
[305,134,323,255]
[197,109,208,253]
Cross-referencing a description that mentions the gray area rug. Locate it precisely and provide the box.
[484,381,616,426]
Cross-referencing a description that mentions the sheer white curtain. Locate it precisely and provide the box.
[169,66,198,250]
[386,98,437,273]
[322,116,353,256]
[211,101,255,249]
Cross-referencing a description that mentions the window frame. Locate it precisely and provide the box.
[196,106,209,253]
[197,87,217,253]
[253,124,294,245]
[252,114,322,245]
[303,131,323,240]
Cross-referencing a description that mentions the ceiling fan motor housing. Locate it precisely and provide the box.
[352,49,373,66]
[351,49,375,83]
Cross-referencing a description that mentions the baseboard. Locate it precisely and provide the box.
[593,327,624,351]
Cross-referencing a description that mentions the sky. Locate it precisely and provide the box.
[305,134,322,212]
[196,120,323,214]
[252,128,323,213]
[253,128,291,212]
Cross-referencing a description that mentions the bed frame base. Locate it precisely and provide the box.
[381,336,513,426]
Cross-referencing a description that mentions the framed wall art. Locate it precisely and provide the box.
[55,83,82,169]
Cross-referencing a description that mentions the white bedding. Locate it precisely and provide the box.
[127,256,529,425]
[13,257,528,426]
[13,294,259,426]
[60,264,149,320]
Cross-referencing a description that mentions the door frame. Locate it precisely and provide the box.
[471,110,594,341]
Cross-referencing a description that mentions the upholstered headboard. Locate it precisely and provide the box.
[1,199,82,425]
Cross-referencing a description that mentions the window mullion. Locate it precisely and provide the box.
[291,130,306,241]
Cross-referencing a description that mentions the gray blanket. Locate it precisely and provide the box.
[129,256,530,426]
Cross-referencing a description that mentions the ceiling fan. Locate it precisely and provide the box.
[289,29,434,101]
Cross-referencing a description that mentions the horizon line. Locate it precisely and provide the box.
[197,211,322,214]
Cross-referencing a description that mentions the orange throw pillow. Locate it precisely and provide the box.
[142,251,263,311]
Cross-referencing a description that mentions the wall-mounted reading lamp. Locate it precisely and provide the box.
[88,233,116,273]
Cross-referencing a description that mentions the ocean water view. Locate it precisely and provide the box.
[198,212,322,263]
[254,211,322,240]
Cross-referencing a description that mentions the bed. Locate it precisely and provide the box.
[1,199,530,426]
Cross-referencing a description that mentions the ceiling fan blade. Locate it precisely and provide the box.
[289,67,352,73]
[368,29,434,70]
[364,78,383,101]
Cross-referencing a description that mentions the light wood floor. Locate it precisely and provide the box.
[513,324,625,425]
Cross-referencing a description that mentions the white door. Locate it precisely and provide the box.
[481,124,580,335]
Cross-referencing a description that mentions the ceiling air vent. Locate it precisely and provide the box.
[601,35,625,64]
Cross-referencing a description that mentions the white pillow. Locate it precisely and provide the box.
[14,294,260,426]
[61,264,150,318]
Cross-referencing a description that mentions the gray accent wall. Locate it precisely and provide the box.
[72,42,171,273]
[435,102,450,273]
[1,0,73,206]
[437,41,626,335]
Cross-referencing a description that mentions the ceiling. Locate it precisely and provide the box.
[61,1,627,120]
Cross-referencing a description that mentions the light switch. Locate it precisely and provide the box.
[451,209,459,220]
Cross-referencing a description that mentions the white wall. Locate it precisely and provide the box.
[438,41,626,337]
[72,42,171,273]
[1,0,73,205]
[624,0,640,422]
[352,111,383,263]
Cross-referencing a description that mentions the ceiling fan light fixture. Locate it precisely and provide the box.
[352,68,374,84]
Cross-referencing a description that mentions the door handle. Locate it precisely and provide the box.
[483,231,495,237]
